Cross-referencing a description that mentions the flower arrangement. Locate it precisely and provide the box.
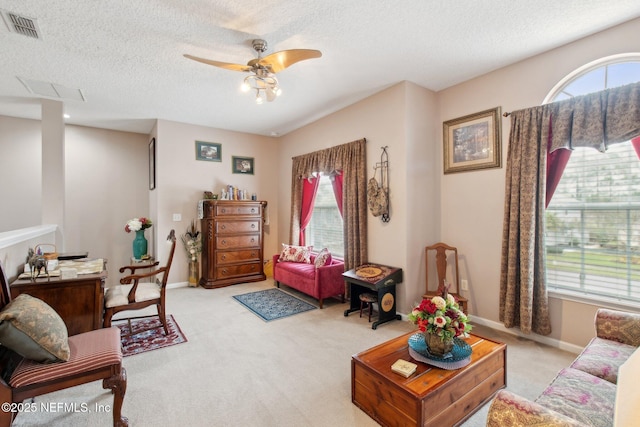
[181,220,202,262]
[125,217,153,233]
[408,287,472,342]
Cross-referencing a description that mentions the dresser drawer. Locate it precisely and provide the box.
[216,249,261,265]
[216,234,260,249]
[216,204,261,216]
[216,220,260,234]
[216,262,262,279]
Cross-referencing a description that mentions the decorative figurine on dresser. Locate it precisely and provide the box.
[199,200,267,288]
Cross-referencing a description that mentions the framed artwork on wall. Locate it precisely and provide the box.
[149,137,156,190]
[232,156,254,174]
[196,141,222,162]
[443,107,502,174]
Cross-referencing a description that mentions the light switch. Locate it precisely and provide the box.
[461,279,469,291]
[172,213,181,221]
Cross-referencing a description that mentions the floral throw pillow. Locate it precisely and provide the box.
[314,248,332,268]
[279,244,313,263]
[0,294,70,362]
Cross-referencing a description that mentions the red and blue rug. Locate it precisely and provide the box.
[114,314,187,357]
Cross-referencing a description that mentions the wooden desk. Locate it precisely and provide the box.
[351,332,506,427]
[343,264,402,329]
[10,271,106,336]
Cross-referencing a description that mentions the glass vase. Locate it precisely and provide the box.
[132,229,148,260]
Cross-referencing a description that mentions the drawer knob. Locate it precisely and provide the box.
[221,255,226,260]
[221,225,226,229]
[250,238,255,243]
[221,208,226,213]
[251,224,256,228]
[221,239,227,245]
[222,269,228,275]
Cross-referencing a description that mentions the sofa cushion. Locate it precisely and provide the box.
[535,367,616,427]
[570,337,636,384]
[0,294,70,363]
[314,248,332,268]
[278,262,317,280]
[487,390,583,427]
[279,244,313,263]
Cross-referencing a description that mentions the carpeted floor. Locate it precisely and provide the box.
[114,314,187,357]
[11,281,578,427]
[233,287,317,321]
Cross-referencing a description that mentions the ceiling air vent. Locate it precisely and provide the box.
[1,10,41,39]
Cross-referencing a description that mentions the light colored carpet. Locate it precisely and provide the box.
[11,281,577,427]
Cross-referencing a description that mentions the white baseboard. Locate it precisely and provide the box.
[398,312,583,354]
[468,315,583,354]
[167,281,188,289]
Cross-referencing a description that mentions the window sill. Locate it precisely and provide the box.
[548,288,640,312]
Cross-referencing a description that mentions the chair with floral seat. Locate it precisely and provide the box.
[103,229,176,335]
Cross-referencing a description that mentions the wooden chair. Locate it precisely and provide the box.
[0,260,127,427]
[422,242,468,313]
[103,230,176,335]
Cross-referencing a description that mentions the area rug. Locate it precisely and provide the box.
[114,314,187,357]
[233,288,317,322]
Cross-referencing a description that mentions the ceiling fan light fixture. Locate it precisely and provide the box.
[243,72,281,103]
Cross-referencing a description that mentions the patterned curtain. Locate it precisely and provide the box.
[290,138,367,271]
[501,82,640,335]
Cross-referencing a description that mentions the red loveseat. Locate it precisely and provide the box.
[272,253,345,308]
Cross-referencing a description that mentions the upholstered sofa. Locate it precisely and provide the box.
[272,252,345,308]
[487,308,640,426]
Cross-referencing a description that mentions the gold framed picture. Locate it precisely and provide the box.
[443,107,502,174]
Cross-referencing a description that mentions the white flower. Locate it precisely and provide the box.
[446,294,457,306]
[431,296,446,310]
[127,219,142,232]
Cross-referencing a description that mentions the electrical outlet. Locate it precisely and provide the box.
[172,213,181,221]
[461,279,469,291]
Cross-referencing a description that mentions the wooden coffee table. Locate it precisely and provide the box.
[351,332,506,426]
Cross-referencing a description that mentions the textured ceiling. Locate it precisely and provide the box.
[1,1,640,136]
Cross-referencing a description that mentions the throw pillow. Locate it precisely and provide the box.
[279,244,313,263]
[314,248,332,268]
[0,294,70,363]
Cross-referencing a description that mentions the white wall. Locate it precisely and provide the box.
[437,17,640,346]
[153,120,279,284]
[277,82,439,314]
[0,116,42,231]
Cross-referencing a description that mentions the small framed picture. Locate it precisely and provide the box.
[443,107,502,174]
[232,156,254,174]
[196,141,222,162]
[149,137,156,190]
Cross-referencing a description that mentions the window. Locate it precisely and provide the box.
[545,55,640,304]
[306,174,344,258]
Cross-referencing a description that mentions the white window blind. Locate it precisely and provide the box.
[546,142,640,302]
[306,174,344,258]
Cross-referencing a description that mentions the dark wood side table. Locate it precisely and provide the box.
[10,271,106,336]
[343,264,403,329]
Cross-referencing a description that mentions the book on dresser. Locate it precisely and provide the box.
[199,200,267,289]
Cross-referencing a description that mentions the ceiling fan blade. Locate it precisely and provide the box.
[257,49,322,73]
[183,54,252,72]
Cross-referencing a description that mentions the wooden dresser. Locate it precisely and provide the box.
[200,200,267,289]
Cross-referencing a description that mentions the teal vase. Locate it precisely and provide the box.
[132,229,148,260]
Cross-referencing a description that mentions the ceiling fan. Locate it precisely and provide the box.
[184,39,322,104]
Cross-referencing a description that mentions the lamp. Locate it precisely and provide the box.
[240,68,282,104]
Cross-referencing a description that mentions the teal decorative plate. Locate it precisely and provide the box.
[407,333,472,369]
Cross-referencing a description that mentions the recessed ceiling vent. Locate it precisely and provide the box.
[1,10,42,39]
